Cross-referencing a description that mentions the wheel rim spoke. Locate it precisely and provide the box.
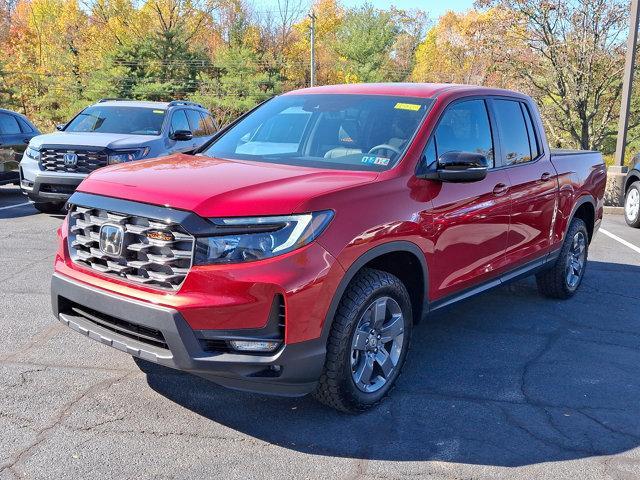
[380,314,403,343]
[372,298,387,329]
[352,329,369,351]
[375,347,394,378]
[354,354,374,386]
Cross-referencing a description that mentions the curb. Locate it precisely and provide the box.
[604,206,624,215]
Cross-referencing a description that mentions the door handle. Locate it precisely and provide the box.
[493,183,509,195]
[540,172,552,182]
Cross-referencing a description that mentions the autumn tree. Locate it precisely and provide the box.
[285,0,343,87]
[480,0,629,151]
[334,5,399,83]
[412,8,523,87]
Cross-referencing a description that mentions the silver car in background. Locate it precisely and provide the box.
[20,99,218,213]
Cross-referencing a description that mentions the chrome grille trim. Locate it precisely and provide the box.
[40,148,108,174]
[67,204,195,291]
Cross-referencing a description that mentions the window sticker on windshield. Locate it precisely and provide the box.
[153,110,165,114]
[361,155,390,166]
[394,102,421,111]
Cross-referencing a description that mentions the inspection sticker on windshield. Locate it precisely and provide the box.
[361,155,390,166]
[394,102,421,111]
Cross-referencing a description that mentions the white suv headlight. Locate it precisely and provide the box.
[194,211,334,265]
[107,147,150,165]
[25,146,40,160]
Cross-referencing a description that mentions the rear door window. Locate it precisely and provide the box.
[17,117,34,133]
[186,110,207,137]
[434,99,494,167]
[0,113,21,135]
[492,99,532,166]
[201,113,217,135]
[521,104,540,159]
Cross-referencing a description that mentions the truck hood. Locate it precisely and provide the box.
[29,132,158,150]
[77,154,379,217]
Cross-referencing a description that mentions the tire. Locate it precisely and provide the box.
[536,218,589,299]
[314,268,413,413]
[33,201,65,214]
[625,181,640,228]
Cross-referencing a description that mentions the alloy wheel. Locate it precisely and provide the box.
[566,231,587,289]
[350,296,405,393]
[626,188,640,222]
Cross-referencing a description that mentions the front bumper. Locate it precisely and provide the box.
[20,158,85,202]
[51,273,326,396]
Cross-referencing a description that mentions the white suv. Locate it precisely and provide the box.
[20,99,218,213]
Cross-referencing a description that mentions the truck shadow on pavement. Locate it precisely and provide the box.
[137,260,640,466]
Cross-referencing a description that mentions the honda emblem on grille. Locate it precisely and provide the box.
[63,152,78,166]
[99,224,124,257]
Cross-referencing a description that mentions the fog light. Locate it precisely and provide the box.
[229,340,280,352]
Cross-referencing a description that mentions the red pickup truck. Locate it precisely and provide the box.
[51,84,606,412]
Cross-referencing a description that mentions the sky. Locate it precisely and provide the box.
[339,0,475,18]
[254,0,476,20]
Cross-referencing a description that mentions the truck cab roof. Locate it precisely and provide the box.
[285,82,528,100]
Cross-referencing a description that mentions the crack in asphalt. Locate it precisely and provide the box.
[0,359,134,373]
[0,371,132,478]
[0,324,63,363]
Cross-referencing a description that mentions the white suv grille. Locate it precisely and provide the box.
[67,205,195,290]
[40,149,108,173]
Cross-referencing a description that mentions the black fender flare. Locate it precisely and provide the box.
[318,241,429,344]
[565,194,596,241]
[626,169,640,191]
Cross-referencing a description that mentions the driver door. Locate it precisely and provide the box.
[418,98,512,301]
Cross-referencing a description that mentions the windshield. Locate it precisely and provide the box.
[65,106,166,135]
[202,94,433,171]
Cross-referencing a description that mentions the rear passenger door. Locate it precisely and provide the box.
[185,110,210,149]
[420,98,512,299]
[488,98,557,267]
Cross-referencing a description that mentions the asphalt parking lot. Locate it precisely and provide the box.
[1,184,640,480]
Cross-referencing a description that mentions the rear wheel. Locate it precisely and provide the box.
[33,201,65,214]
[314,268,412,413]
[625,181,640,228]
[536,218,588,299]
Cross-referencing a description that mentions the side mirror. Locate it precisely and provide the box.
[419,151,488,183]
[55,124,65,131]
[170,130,193,141]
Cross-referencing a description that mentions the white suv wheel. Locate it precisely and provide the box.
[625,182,640,228]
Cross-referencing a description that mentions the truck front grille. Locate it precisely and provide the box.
[67,204,195,290]
[40,148,108,173]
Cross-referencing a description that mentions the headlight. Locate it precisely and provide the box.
[25,146,40,161]
[107,147,150,165]
[194,211,334,265]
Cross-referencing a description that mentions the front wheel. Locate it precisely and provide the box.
[314,268,413,413]
[536,218,589,299]
[625,181,640,228]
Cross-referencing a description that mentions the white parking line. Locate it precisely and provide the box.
[600,228,640,255]
[0,202,31,211]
